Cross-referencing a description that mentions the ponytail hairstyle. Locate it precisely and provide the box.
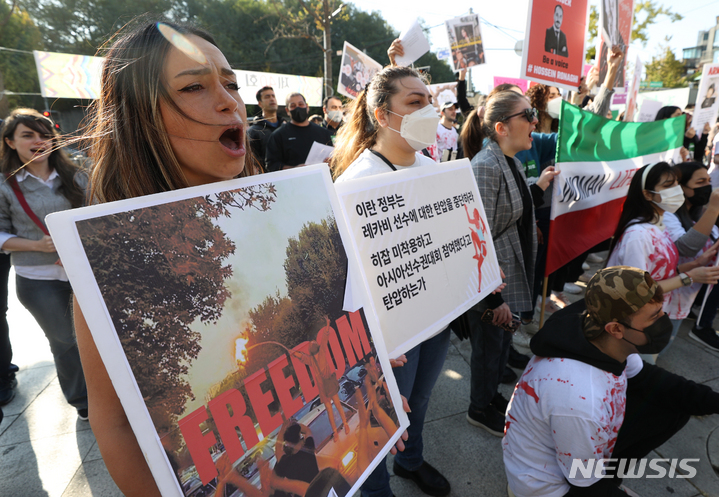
[459,90,528,160]
[608,162,678,257]
[85,17,259,203]
[0,108,86,208]
[331,66,425,179]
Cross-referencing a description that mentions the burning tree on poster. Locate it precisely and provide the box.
[76,185,277,436]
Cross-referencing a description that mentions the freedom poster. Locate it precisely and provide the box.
[444,14,485,72]
[545,100,684,275]
[520,0,590,92]
[334,159,502,358]
[338,42,383,100]
[693,63,719,138]
[596,0,634,90]
[46,166,407,497]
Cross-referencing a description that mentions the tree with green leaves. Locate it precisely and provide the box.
[644,43,687,88]
[0,1,44,114]
[76,185,276,436]
[585,0,682,61]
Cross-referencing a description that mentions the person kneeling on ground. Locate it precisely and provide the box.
[503,266,719,497]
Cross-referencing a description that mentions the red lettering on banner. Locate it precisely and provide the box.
[336,311,372,367]
[708,66,719,76]
[208,389,259,463]
[290,341,319,401]
[177,407,218,485]
[321,323,347,378]
[609,168,638,190]
[244,368,282,437]
[267,354,304,418]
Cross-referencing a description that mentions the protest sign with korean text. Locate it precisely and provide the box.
[334,160,502,358]
[693,63,719,138]
[47,166,407,497]
[521,0,590,91]
[445,14,485,72]
[338,41,383,100]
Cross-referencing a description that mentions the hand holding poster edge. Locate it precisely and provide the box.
[394,18,431,67]
[334,159,502,358]
[47,165,409,497]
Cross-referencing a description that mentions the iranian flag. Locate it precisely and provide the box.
[545,100,685,276]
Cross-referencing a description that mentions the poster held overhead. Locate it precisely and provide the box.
[334,159,502,358]
[337,42,383,100]
[520,0,590,92]
[596,0,634,90]
[693,63,719,138]
[623,55,643,122]
[493,77,529,94]
[444,14,485,72]
[46,166,408,497]
[395,19,431,67]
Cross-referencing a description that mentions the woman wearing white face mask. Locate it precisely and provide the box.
[331,66,452,497]
[607,162,719,361]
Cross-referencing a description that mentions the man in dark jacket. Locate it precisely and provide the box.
[503,266,719,497]
[247,86,283,170]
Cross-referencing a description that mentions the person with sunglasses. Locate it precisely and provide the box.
[459,90,558,436]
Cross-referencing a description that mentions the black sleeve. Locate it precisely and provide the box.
[481,291,504,309]
[566,478,627,496]
[247,126,264,165]
[265,130,283,173]
[627,361,719,416]
[696,133,709,161]
[456,79,473,115]
[530,184,544,208]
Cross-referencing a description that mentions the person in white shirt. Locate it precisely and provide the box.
[504,266,719,497]
[436,102,459,162]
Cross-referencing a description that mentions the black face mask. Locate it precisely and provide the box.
[621,314,673,354]
[290,106,308,123]
[689,185,712,206]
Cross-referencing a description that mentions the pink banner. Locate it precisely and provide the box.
[493,77,529,94]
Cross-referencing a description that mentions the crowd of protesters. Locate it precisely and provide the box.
[3,16,719,497]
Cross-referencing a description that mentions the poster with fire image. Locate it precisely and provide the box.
[46,166,408,497]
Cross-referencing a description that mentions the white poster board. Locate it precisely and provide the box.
[334,159,502,358]
[445,14,485,71]
[47,166,407,497]
[337,41,383,100]
[693,63,719,138]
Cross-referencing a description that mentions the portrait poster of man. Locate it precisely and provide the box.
[46,166,408,497]
[521,0,589,92]
[337,41,383,100]
[597,0,634,89]
[444,14,485,72]
[693,63,719,138]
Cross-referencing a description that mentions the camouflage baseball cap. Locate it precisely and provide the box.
[583,266,659,339]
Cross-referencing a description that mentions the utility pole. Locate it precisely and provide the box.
[297,0,343,101]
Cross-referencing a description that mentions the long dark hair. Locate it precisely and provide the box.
[86,18,259,203]
[331,65,425,179]
[608,162,677,257]
[525,84,559,133]
[673,161,708,232]
[654,106,680,121]
[0,108,86,208]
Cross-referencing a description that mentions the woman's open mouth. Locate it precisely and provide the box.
[219,126,245,157]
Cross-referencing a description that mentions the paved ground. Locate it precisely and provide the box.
[2,256,719,496]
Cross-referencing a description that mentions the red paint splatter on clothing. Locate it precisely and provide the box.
[517,380,540,403]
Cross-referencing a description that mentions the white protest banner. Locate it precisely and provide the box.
[693,63,719,138]
[428,82,458,114]
[636,98,662,122]
[596,0,634,90]
[520,0,590,92]
[635,87,690,111]
[338,41,383,100]
[445,14,485,71]
[32,50,323,105]
[334,160,501,358]
[395,19,431,66]
[47,166,407,496]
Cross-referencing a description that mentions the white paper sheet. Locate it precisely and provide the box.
[395,19,431,67]
[305,141,334,165]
